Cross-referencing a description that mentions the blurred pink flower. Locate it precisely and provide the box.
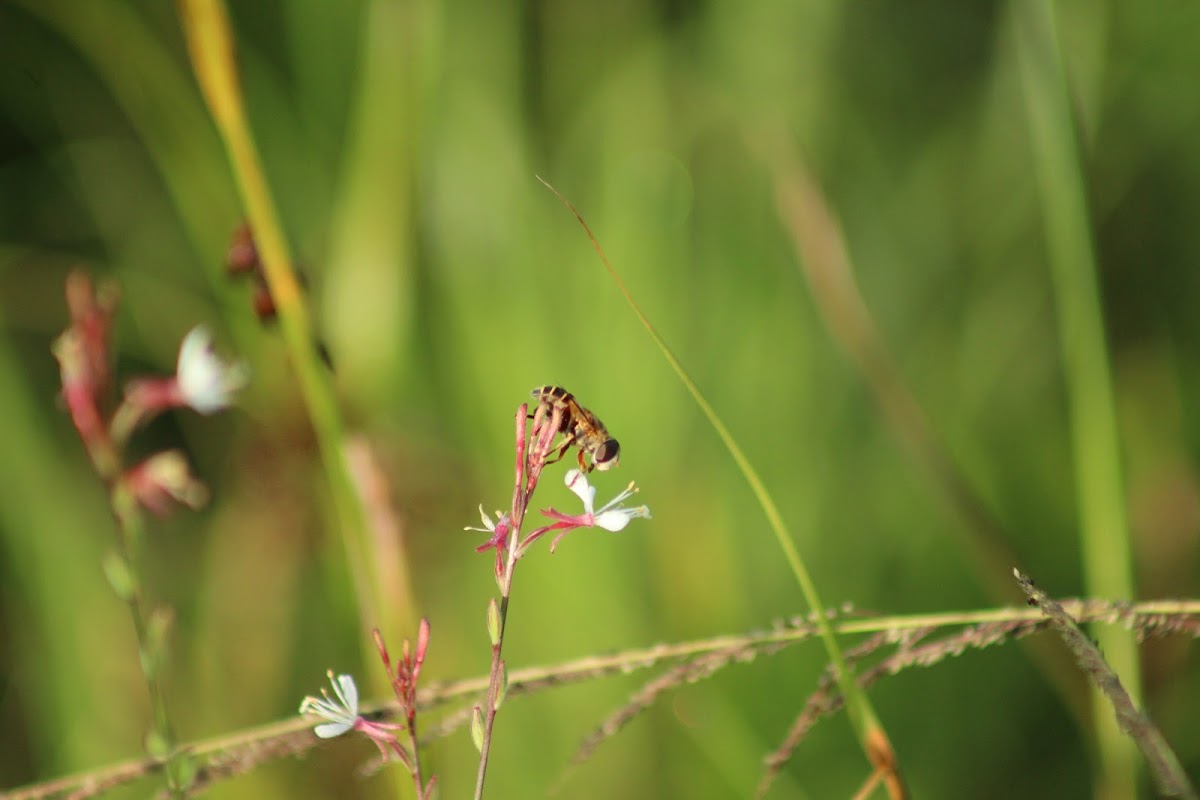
[52,272,119,470]
[120,451,209,516]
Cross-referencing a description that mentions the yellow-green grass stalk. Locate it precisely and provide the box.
[177,0,417,658]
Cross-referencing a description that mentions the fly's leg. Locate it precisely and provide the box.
[544,432,577,465]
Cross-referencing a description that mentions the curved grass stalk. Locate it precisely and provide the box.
[536,176,906,798]
[177,0,417,671]
[764,145,1094,734]
[1013,3,1141,796]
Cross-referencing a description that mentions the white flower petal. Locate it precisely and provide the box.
[299,672,361,738]
[595,505,652,532]
[477,505,495,530]
[334,673,358,713]
[564,469,596,513]
[175,325,250,414]
[313,719,355,739]
[466,507,509,534]
[593,510,633,531]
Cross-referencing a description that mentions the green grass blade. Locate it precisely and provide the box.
[177,0,418,644]
[538,177,906,796]
[1014,2,1141,796]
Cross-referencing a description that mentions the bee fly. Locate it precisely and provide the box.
[530,385,620,473]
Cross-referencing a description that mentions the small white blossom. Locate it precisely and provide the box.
[299,671,360,738]
[464,505,507,535]
[562,469,651,531]
[175,325,249,414]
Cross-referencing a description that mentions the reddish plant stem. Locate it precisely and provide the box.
[473,403,560,800]
[403,715,426,797]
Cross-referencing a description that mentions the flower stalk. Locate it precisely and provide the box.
[471,403,548,799]
[375,622,436,797]
[51,272,248,798]
[469,399,651,798]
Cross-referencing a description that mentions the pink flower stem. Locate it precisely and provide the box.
[473,403,562,800]
[404,623,434,798]
[373,625,433,794]
[54,275,187,798]
[509,404,529,529]
[403,717,427,797]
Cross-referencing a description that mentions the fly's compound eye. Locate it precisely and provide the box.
[594,439,621,470]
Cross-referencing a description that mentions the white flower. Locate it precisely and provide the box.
[464,505,508,535]
[175,325,249,414]
[299,671,360,738]
[528,469,652,553]
[561,468,652,531]
[466,505,513,553]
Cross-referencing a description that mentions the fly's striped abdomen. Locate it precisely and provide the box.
[532,385,573,405]
[532,385,575,432]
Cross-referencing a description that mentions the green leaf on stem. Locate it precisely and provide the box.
[145,729,170,759]
[486,598,501,646]
[102,551,136,600]
[471,706,485,752]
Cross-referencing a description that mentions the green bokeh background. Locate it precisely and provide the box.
[3,2,1199,798]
